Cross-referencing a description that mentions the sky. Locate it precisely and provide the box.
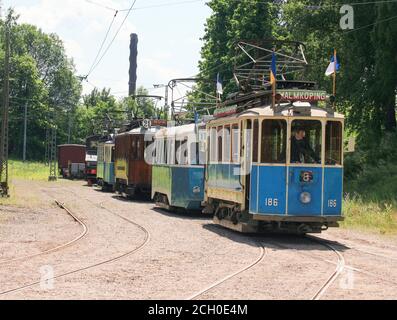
[2,0,212,99]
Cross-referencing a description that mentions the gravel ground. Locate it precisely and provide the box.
[0,180,397,300]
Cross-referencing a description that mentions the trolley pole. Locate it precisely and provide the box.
[0,19,10,197]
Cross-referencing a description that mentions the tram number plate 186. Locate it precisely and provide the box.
[300,171,313,183]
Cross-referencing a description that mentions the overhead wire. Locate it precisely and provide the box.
[85,0,138,78]
[86,10,119,77]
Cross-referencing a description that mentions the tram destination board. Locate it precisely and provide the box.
[278,89,329,102]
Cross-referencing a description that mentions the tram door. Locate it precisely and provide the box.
[242,119,253,210]
[287,119,323,216]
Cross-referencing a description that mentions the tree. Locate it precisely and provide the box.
[195,0,277,102]
[281,0,396,133]
[121,86,157,119]
[0,9,82,159]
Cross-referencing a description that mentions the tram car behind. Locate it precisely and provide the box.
[97,139,115,191]
[114,122,164,199]
[152,123,206,211]
[57,144,86,179]
[85,135,101,186]
[204,95,344,234]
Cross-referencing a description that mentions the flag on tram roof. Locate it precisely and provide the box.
[270,51,277,84]
[325,52,340,76]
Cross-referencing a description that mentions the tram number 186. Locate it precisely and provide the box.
[328,200,337,208]
[265,198,278,207]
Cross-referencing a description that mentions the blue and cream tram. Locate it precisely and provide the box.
[152,123,207,211]
[203,89,344,234]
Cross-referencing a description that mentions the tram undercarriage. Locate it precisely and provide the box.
[204,201,342,234]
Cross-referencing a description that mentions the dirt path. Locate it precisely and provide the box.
[0,180,396,299]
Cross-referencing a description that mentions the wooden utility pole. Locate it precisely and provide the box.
[0,18,10,196]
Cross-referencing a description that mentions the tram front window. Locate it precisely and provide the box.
[290,120,322,164]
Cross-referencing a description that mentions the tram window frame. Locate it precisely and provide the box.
[144,140,153,163]
[217,126,223,163]
[167,137,175,165]
[210,127,217,163]
[98,145,104,162]
[163,139,168,165]
[261,119,287,164]
[223,125,231,163]
[131,137,137,160]
[198,129,207,165]
[253,119,259,163]
[325,121,343,166]
[179,138,188,165]
[290,120,322,165]
[136,137,142,160]
[175,140,181,164]
[231,123,239,163]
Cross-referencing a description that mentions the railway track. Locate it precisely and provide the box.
[305,235,346,300]
[186,234,346,300]
[0,190,150,297]
[187,240,267,300]
[0,199,88,266]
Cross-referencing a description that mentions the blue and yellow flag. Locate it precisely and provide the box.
[270,51,277,84]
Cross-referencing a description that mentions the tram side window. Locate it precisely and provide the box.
[111,147,115,163]
[231,124,239,163]
[137,137,142,160]
[198,130,207,165]
[179,138,188,165]
[253,120,259,163]
[290,120,322,164]
[167,138,175,165]
[224,125,231,163]
[163,140,168,165]
[131,138,137,160]
[261,120,287,164]
[325,121,342,165]
[175,140,181,164]
[210,127,217,163]
[217,126,223,163]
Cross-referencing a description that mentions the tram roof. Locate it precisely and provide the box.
[209,104,344,124]
[121,127,161,135]
[155,123,199,139]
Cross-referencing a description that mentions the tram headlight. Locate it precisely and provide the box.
[193,186,201,194]
[300,192,312,204]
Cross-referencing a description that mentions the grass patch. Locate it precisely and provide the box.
[0,160,57,207]
[8,159,53,181]
[341,194,397,235]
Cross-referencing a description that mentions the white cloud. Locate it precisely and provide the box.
[11,0,137,76]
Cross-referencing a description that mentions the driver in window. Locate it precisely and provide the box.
[291,127,320,164]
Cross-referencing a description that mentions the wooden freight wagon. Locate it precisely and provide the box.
[58,144,86,179]
[114,122,164,198]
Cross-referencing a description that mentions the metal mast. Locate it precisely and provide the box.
[48,121,57,181]
[0,18,10,197]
